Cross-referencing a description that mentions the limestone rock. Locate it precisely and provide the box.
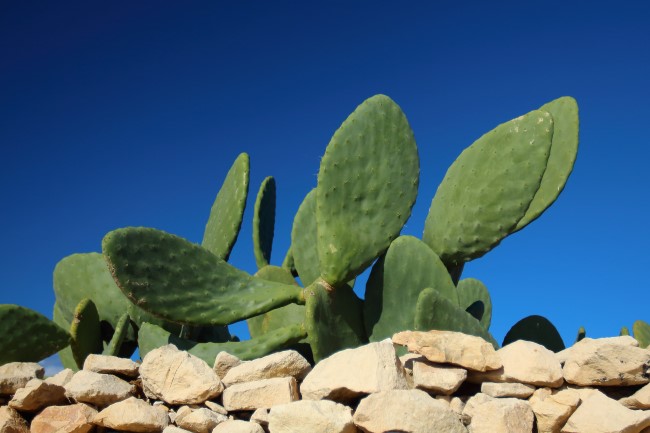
[268,399,356,433]
[300,339,408,401]
[30,403,98,433]
[174,407,227,433]
[250,408,269,428]
[0,406,29,433]
[620,383,650,409]
[8,378,67,411]
[65,370,134,406]
[213,352,243,379]
[140,344,224,405]
[44,368,75,387]
[92,396,169,433]
[467,397,534,433]
[353,389,467,433]
[222,377,300,411]
[528,387,580,433]
[561,390,650,433]
[83,354,140,377]
[563,338,650,386]
[204,401,228,415]
[222,350,311,386]
[393,330,501,372]
[556,336,639,364]
[461,393,495,425]
[412,360,467,395]
[0,362,44,394]
[212,420,265,433]
[163,427,193,433]
[481,381,535,398]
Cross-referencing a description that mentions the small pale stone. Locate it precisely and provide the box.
[163,427,193,433]
[140,345,224,405]
[222,350,311,386]
[222,377,299,411]
[393,330,501,372]
[83,354,140,377]
[0,362,44,394]
[204,401,228,415]
[449,396,466,416]
[528,388,580,433]
[30,403,98,433]
[481,381,536,398]
[9,378,67,411]
[213,352,243,379]
[268,399,356,433]
[92,396,169,433]
[65,370,134,406]
[250,408,269,427]
[300,339,409,401]
[462,393,495,425]
[44,368,75,387]
[561,390,650,433]
[412,360,467,394]
[467,397,534,433]
[0,406,29,433]
[212,420,264,433]
[557,336,639,364]
[620,383,650,409]
[175,407,227,433]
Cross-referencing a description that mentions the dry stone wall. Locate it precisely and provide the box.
[1,330,650,433]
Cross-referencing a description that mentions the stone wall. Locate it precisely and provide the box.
[1,330,649,433]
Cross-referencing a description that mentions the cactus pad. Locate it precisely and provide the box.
[502,315,565,352]
[70,298,103,368]
[291,189,321,286]
[104,313,130,356]
[633,320,650,348]
[456,278,492,329]
[253,176,276,269]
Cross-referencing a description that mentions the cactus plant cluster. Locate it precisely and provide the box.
[5,93,630,369]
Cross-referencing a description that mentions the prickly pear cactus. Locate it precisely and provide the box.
[503,315,565,352]
[633,320,650,348]
[253,176,276,269]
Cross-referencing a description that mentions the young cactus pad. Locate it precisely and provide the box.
[502,315,565,352]
[252,176,276,269]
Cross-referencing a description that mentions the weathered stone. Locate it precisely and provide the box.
[213,352,243,379]
[300,339,408,401]
[222,350,311,386]
[140,344,224,405]
[8,378,67,411]
[563,338,650,386]
[556,336,639,364]
[528,387,580,433]
[212,420,265,433]
[461,393,495,425]
[163,427,193,433]
[620,383,650,409]
[30,403,98,433]
[250,408,269,427]
[467,397,534,433]
[268,399,356,433]
[204,401,228,415]
[0,362,44,394]
[449,396,466,417]
[222,377,299,411]
[481,381,535,398]
[92,396,169,433]
[0,406,29,433]
[353,389,467,433]
[412,360,467,394]
[83,354,140,377]
[393,330,501,372]
[44,368,75,387]
[561,390,650,433]
[65,370,134,406]
[174,407,227,433]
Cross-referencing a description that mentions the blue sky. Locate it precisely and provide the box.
[1,1,648,360]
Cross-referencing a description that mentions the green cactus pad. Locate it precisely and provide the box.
[633,320,650,348]
[575,326,586,343]
[253,176,276,269]
[0,304,70,364]
[456,278,492,329]
[423,110,554,266]
[620,326,630,336]
[202,152,250,261]
[70,298,103,368]
[414,288,498,348]
[316,95,419,286]
[282,246,297,276]
[514,97,579,231]
[291,189,321,287]
[103,227,305,326]
[138,322,308,363]
[364,236,458,342]
[502,315,565,352]
[52,302,78,370]
[103,313,130,356]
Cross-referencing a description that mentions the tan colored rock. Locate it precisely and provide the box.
[65,370,134,406]
[528,387,580,433]
[0,406,29,433]
[8,378,67,411]
[0,362,44,394]
[204,401,228,415]
[412,360,467,395]
[212,420,265,433]
[467,397,534,433]
[92,396,169,432]
[44,368,75,387]
[222,377,299,411]
[140,345,224,405]
[83,353,140,377]
[213,352,243,379]
[175,407,227,433]
[268,399,356,433]
[250,408,269,427]
[561,390,650,433]
[621,383,650,409]
[449,396,466,417]
[481,381,535,398]
[393,330,501,372]
[461,393,495,425]
[30,403,98,433]
[469,340,564,387]
[222,350,311,386]
[556,336,639,364]
[300,339,408,401]
[563,338,650,386]
[163,427,193,433]
[354,389,466,433]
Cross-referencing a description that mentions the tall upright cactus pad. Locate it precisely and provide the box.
[502,315,565,352]
[104,313,130,356]
[202,152,250,261]
[423,110,554,266]
[575,326,586,343]
[514,97,579,231]
[253,176,276,269]
[456,278,492,329]
[364,236,458,342]
[69,298,103,368]
[52,302,78,370]
[0,305,70,364]
[316,95,419,286]
[633,320,650,348]
[291,189,321,287]
[103,227,305,326]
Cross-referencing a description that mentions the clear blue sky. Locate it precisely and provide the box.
[1,1,648,357]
